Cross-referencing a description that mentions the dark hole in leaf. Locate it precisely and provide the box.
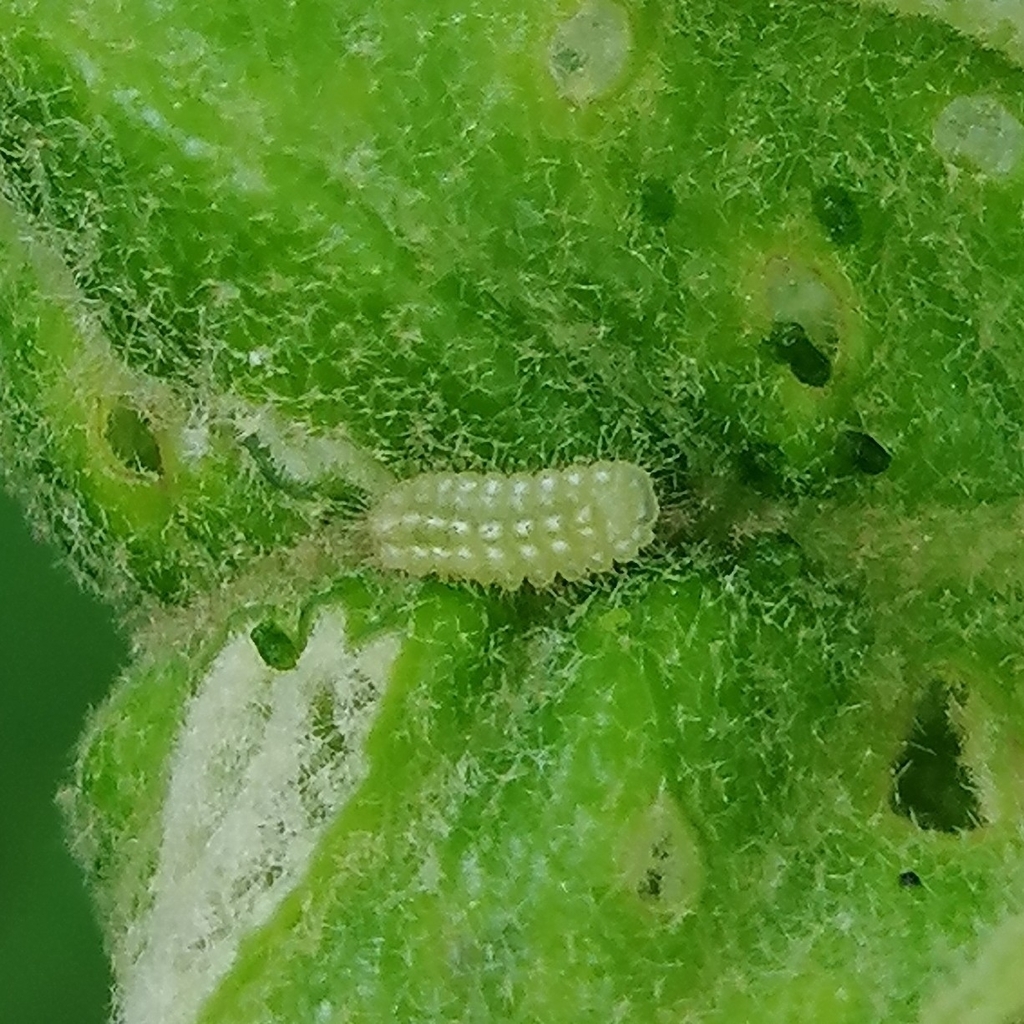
[250,620,301,671]
[812,184,862,246]
[639,177,677,225]
[764,321,831,387]
[841,430,892,475]
[890,680,982,833]
[105,404,163,476]
[898,870,922,888]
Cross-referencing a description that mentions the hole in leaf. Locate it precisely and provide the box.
[105,404,163,476]
[890,680,982,833]
[764,321,831,387]
[250,620,301,671]
[841,430,892,475]
[811,184,862,246]
[639,177,676,225]
[899,870,922,888]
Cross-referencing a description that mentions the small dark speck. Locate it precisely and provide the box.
[639,868,663,899]
[899,870,922,888]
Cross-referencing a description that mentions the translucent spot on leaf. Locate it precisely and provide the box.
[918,911,1024,1024]
[764,257,837,335]
[618,794,702,918]
[891,679,982,833]
[105,403,163,476]
[932,94,1024,178]
[548,1,631,105]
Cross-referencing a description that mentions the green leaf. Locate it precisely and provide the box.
[3,1,1024,1021]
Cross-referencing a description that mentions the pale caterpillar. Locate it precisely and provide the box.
[366,461,659,588]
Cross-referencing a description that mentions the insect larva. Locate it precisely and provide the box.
[367,461,659,588]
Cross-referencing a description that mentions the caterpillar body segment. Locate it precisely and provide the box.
[367,461,659,588]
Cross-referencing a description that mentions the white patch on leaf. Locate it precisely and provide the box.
[229,399,396,496]
[117,608,400,1024]
[932,94,1024,178]
[548,1,632,105]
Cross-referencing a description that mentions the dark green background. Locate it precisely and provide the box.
[0,490,124,1024]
